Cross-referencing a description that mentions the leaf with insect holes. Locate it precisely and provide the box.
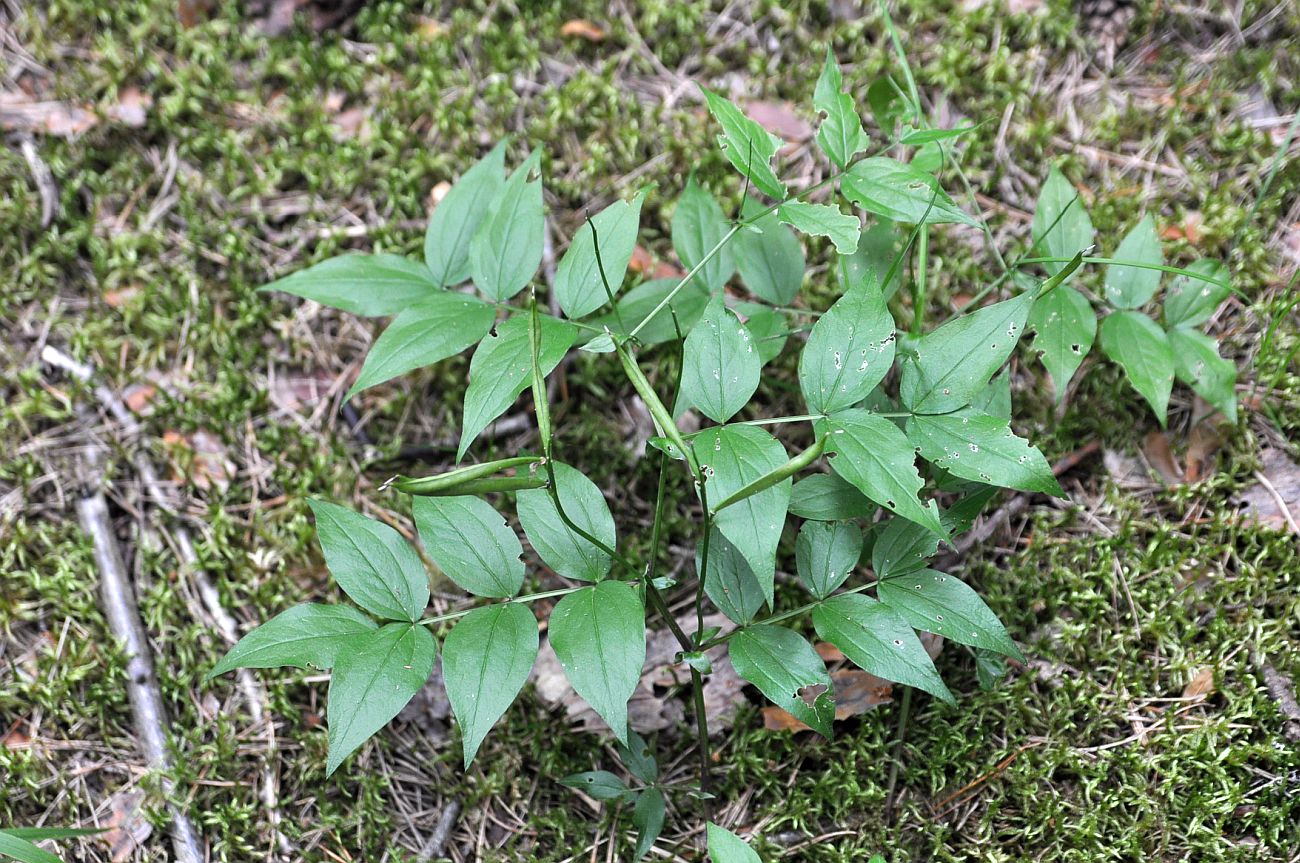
[730,625,835,737]
[799,276,896,415]
[906,411,1063,496]
[1104,215,1162,309]
[707,823,762,863]
[469,149,543,301]
[795,520,862,599]
[777,201,860,255]
[548,580,645,745]
[1168,328,1237,422]
[812,594,953,703]
[209,603,377,678]
[261,254,439,317]
[697,424,791,606]
[632,787,666,860]
[459,314,578,460]
[1028,283,1095,400]
[736,198,804,305]
[442,603,537,767]
[326,623,435,775]
[789,473,876,521]
[702,88,786,199]
[841,157,977,226]
[813,48,870,169]
[554,192,645,319]
[560,771,628,800]
[970,368,1012,421]
[1033,167,1094,281]
[309,500,429,622]
[878,569,1023,659]
[680,295,761,424]
[425,140,507,288]
[898,290,1033,414]
[698,527,766,625]
[1163,260,1230,328]
[673,178,736,293]
[516,462,616,582]
[412,495,524,598]
[818,410,944,536]
[1099,311,1175,425]
[599,277,711,345]
[348,293,496,396]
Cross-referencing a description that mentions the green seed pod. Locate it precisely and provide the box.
[391,456,542,496]
[709,434,827,517]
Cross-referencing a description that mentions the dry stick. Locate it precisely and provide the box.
[42,345,293,857]
[414,800,461,863]
[76,492,204,863]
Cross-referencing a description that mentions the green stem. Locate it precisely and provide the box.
[912,225,928,336]
[416,586,585,627]
[700,579,880,650]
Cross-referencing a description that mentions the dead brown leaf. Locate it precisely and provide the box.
[1182,667,1215,700]
[105,87,151,128]
[560,19,607,42]
[814,641,845,662]
[122,383,157,415]
[1236,449,1300,534]
[628,245,683,280]
[761,668,894,732]
[100,790,152,863]
[1184,422,1223,483]
[0,94,97,137]
[162,429,235,492]
[744,100,812,142]
[416,16,447,39]
[1141,431,1183,485]
[1160,212,1202,246]
[102,287,140,308]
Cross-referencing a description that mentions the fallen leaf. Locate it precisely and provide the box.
[745,100,812,142]
[105,87,151,128]
[814,642,845,662]
[1160,212,1202,246]
[1182,667,1215,700]
[762,668,894,732]
[102,287,140,308]
[1142,431,1183,485]
[2,721,31,750]
[100,790,152,863]
[122,383,157,414]
[162,429,235,492]
[331,106,370,141]
[1184,421,1223,483]
[628,245,683,280]
[416,16,446,39]
[560,19,607,41]
[1236,449,1300,533]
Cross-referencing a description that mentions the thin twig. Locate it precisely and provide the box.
[415,801,461,862]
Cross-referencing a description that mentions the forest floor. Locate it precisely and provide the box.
[2,0,1299,861]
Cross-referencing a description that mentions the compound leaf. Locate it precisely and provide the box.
[209,603,377,678]
[788,473,876,521]
[812,594,953,703]
[412,495,524,598]
[548,580,645,745]
[730,625,834,737]
[310,500,429,622]
[326,623,436,775]
[699,527,766,626]
[443,603,538,767]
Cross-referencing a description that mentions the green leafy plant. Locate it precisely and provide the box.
[0,828,102,863]
[212,47,1234,859]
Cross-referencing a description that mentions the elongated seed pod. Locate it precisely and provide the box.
[709,434,827,516]
[391,456,542,495]
[615,343,700,475]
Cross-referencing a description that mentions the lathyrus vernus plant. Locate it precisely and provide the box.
[210,48,1233,859]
